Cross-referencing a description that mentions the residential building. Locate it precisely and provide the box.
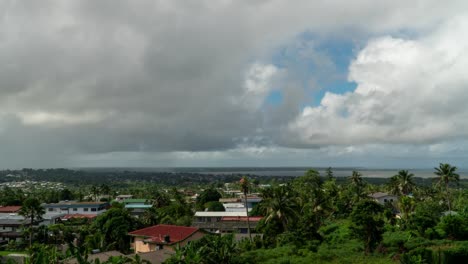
[115,195,133,202]
[0,218,30,243]
[128,224,205,253]
[43,201,109,216]
[0,206,21,216]
[219,196,262,212]
[369,192,398,205]
[121,199,153,217]
[193,211,261,233]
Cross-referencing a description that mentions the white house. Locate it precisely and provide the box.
[369,192,398,205]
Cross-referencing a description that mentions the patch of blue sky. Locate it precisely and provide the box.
[265,90,283,105]
[269,31,360,107]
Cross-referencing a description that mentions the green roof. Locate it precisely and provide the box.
[122,199,151,204]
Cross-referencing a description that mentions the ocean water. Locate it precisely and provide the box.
[191,168,468,179]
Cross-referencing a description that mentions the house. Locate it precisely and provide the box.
[369,192,398,205]
[121,199,153,217]
[193,211,261,233]
[218,196,262,212]
[0,218,30,243]
[115,195,133,202]
[128,224,205,253]
[43,201,109,216]
[0,206,21,216]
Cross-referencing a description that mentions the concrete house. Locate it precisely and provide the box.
[128,224,205,253]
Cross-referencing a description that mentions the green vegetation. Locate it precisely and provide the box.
[0,165,467,263]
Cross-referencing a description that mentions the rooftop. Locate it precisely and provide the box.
[195,211,247,217]
[122,199,151,204]
[0,206,21,213]
[128,224,199,244]
[369,192,396,199]
[43,202,109,208]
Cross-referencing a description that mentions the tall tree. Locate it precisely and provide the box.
[91,207,137,252]
[258,184,299,232]
[240,176,252,241]
[434,163,460,211]
[325,167,334,180]
[388,170,416,196]
[19,198,45,247]
[350,200,385,254]
[90,186,100,202]
[100,184,111,198]
[349,171,367,204]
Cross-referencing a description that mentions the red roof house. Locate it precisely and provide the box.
[0,206,21,214]
[128,224,205,253]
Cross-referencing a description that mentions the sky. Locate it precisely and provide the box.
[1,0,468,169]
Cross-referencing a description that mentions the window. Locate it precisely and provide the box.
[384,199,388,202]
[91,208,97,212]
[84,208,89,212]
[48,208,54,212]
[73,208,78,211]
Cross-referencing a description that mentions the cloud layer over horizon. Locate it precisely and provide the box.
[1,1,468,168]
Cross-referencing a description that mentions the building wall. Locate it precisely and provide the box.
[45,206,106,215]
[134,237,154,253]
[178,231,205,248]
[376,195,398,204]
[132,231,205,253]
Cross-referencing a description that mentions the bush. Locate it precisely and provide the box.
[435,214,468,240]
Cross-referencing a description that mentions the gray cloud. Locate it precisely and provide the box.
[1,1,468,167]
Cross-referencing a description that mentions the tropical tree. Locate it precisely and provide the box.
[258,184,299,232]
[19,197,45,247]
[91,186,100,202]
[165,234,238,264]
[196,188,222,211]
[240,176,252,241]
[100,184,111,198]
[325,167,334,180]
[151,190,171,208]
[140,207,159,226]
[350,200,385,254]
[348,171,367,204]
[91,207,137,252]
[398,196,415,229]
[388,170,416,196]
[434,163,460,211]
[293,170,332,239]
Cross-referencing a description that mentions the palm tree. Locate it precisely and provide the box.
[19,197,45,247]
[140,207,159,226]
[91,186,100,202]
[100,184,111,198]
[398,196,415,229]
[259,184,299,232]
[434,163,460,211]
[349,171,367,203]
[240,176,252,241]
[325,167,334,180]
[388,170,416,196]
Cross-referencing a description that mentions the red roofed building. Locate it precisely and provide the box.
[0,206,21,214]
[128,224,205,253]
